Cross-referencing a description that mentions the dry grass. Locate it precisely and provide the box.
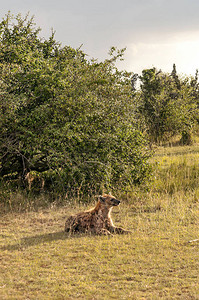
[0,196,199,299]
[1,144,199,299]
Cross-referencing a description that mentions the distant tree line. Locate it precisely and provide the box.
[0,13,199,200]
[137,65,199,144]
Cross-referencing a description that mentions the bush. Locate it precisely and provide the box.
[0,13,152,200]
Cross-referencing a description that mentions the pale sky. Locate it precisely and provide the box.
[1,0,199,76]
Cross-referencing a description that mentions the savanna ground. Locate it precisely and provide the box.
[1,142,199,299]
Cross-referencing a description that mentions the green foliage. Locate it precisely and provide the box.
[138,66,198,143]
[0,13,151,199]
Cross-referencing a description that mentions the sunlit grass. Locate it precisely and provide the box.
[1,143,199,299]
[149,144,199,196]
[1,194,199,299]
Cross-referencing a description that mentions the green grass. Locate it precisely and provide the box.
[150,144,199,196]
[1,144,199,299]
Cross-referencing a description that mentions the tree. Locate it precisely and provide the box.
[138,67,198,144]
[0,13,152,199]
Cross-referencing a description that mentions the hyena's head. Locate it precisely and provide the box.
[99,194,120,208]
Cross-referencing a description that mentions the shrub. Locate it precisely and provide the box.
[0,13,152,200]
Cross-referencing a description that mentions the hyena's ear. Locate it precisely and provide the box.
[99,195,106,203]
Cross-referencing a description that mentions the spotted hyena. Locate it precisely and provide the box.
[65,194,131,235]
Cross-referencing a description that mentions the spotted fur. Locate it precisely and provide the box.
[65,194,131,235]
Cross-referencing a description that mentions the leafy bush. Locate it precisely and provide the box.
[0,13,152,199]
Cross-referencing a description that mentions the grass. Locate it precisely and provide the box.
[1,143,199,299]
[150,144,199,196]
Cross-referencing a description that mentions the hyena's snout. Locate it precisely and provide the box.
[113,199,121,206]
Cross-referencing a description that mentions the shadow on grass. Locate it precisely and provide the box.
[1,231,82,251]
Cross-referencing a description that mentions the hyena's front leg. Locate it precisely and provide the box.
[109,226,132,234]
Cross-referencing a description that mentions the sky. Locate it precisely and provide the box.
[1,0,199,76]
